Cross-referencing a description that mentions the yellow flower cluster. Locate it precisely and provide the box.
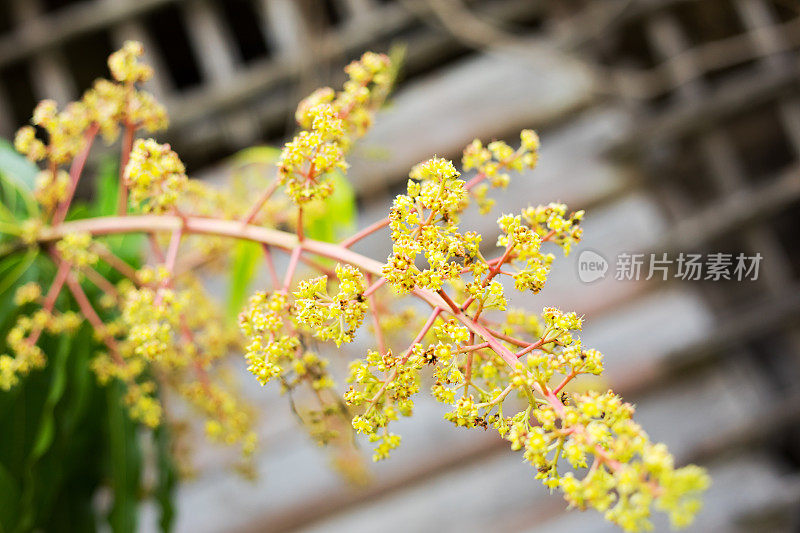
[124,139,188,213]
[108,40,154,85]
[383,157,482,293]
[95,273,243,450]
[278,52,392,204]
[240,290,296,386]
[239,291,336,393]
[497,213,552,293]
[91,40,166,140]
[511,390,709,532]
[56,232,99,267]
[15,100,89,165]
[345,348,425,461]
[84,78,167,143]
[1,308,81,390]
[522,202,584,255]
[13,40,166,174]
[295,52,393,141]
[5,41,709,529]
[13,282,42,306]
[182,381,257,457]
[345,294,706,530]
[463,129,540,214]
[294,264,367,346]
[121,286,186,367]
[34,169,70,212]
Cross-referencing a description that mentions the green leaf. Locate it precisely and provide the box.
[227,240,261,322]
[0,140,39,220]
[154,425,177,532]
[305,171,357,243]
[231,145,281,166]
[106,384,141,533]
[89,158,120,218]
[29,335,70,460]
[0,249,38,297]
[0,141,37,190]
[0,462,20,531]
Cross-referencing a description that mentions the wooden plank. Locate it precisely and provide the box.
[0,0,180,67]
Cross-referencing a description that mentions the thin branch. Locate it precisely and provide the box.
[340,218,390,249]
[163,225,183,275]
[53,123,99,224]
[366,274,387,355]
[81,265,121,299]
[117,121,136,216]
[91,243,138,281]
[27,259,70,346]
[63,269,124,364]
[261,244,280,290]
[363,277,386,298]
[241,178,279,225]
[283,246,302,291]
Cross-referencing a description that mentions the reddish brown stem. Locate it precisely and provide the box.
[82,265,121,299]
[366,274,387,355]
[179,315,211,387]
[367,307,442,406]
[92,243,138,281]
[241,179,279,225]
[43,259,71,310]
[27,259,71,346]
[515,337,546,359]
[437,289,461,314]
[63,270,123,363]
[261,244,280,290]
[552,369,578,395]
[283,246,302,291]
[164,226,183,274]
[117,121,135,216]
[363,277,386,298]
[296,207,304,242]
[340,218,390,249]
[148,233,165,263]
[53,123,99,224]
[463,350,474,395]
[459,341,490,353]
[479,325,530,348]
[461,244,515,312]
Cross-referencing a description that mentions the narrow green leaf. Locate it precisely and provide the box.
[0,141,37,190]
[0,462,20,531]
[306,171,357,243]
[90,158,120,218]
[0,140,39,218]
[154,425,177,532]
[227,240,261,322]
[0,249,38,297]
[29,335,71,460]
[106,384,141,533]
